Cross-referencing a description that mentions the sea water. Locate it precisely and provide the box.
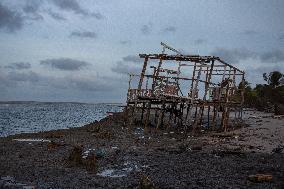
[0,102,123,137]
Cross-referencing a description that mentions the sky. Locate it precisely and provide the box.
[0,0,283,103]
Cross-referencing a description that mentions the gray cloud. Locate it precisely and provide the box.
[70,31,97,38]
[0,2,24,32]
[122,55,140,63]
[89,12,103,19]
[0,69,115,94]
[52,0,86,14]
[111,55,143,74]
[211,47,284,64]
[68,77,112,92]
[162,26,176,33]
[111,61,141,75]
[211,48,256,63]
[22,0,44,21]
[8,71,39,82]
[194,39,206,45]
[47,10,66,21]
[242,30,258,36]
[245,64,284,85]
[4,62,31,70]
[141,23,153,35]
[259,49,284,63]
[23,1,41,14]
[111,55,142,75]
[51,0,103,19]
[119,40,131,45]
[40,58,89,71]
[278,33,284,40]
[5,71,39,84]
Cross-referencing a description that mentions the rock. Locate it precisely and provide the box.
[95,148,106,158]
[67,145,83,165]
[47,141,61,150]
[272,145,284,153]
[275,104,284,115]
[83,154,97,172]
[138,176,156,189]
[134,127,144,135]
[191,146,202,151]
[248,174,272,183]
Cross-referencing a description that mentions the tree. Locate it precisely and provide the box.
[263,71,283,88]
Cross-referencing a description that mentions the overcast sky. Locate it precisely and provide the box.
[0,0,283,103]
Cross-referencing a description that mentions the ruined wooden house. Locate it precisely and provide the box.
[125,42,245,132]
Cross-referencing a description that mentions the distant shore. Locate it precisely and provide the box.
[0,110,283,188]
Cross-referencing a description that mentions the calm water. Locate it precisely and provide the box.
[0,102,123,137]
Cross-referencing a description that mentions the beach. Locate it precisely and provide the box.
[0,110,283,188]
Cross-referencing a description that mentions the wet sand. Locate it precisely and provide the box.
[0,110,283,188]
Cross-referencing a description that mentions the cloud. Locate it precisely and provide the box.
[0,69,115,94]
[194,39,206,45]
[4,62,31,70]
[259,49,284,63]
[111,55,142,74]
[0,2,24,32]
[122,55,140,63]
[242,30,258,36]
[7,71,39,83]
[119,40,131,45]
[68,76,112,92]
[40,58,89,71]
[47,10,66,21]
[162,26,176,33]
[245,64,284,85]
[141,23,153,35]
[211,48,256,64]
[23,0,41,14]
[278,33,284,40]
[70,31,97,38]
[211,47,284,65]
[22,0,44,21]
[89,12,103,19]
[111,61,142,75]
[0,70,40,88]
[51,0,103,19]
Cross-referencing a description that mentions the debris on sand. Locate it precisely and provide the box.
[67,145,98,171]
[138,175,156,189]
[272,145,284,153]
[97,161,142,178]
[13,138,51,142]
[47,141,62,150]
[67,145,83,166]
[248,174,273,183]
[0,176,36,189]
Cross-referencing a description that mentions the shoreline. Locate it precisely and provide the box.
[0,110,283,188]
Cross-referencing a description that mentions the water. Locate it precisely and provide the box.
[0,102,123,137]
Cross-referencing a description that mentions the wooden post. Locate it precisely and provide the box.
[212,104,217,130]
[157,99,166,129]
[144,101,151,128]
[138,57,149,91]
[189,62,197,96]
[141,102,145,122]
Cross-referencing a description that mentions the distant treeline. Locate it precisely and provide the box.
[242,71,284,114]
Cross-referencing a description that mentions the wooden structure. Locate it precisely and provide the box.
[125,42,245,132]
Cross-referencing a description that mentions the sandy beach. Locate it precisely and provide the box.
[0,110,283,188]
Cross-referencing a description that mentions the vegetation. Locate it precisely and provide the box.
[242,71,284,114]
